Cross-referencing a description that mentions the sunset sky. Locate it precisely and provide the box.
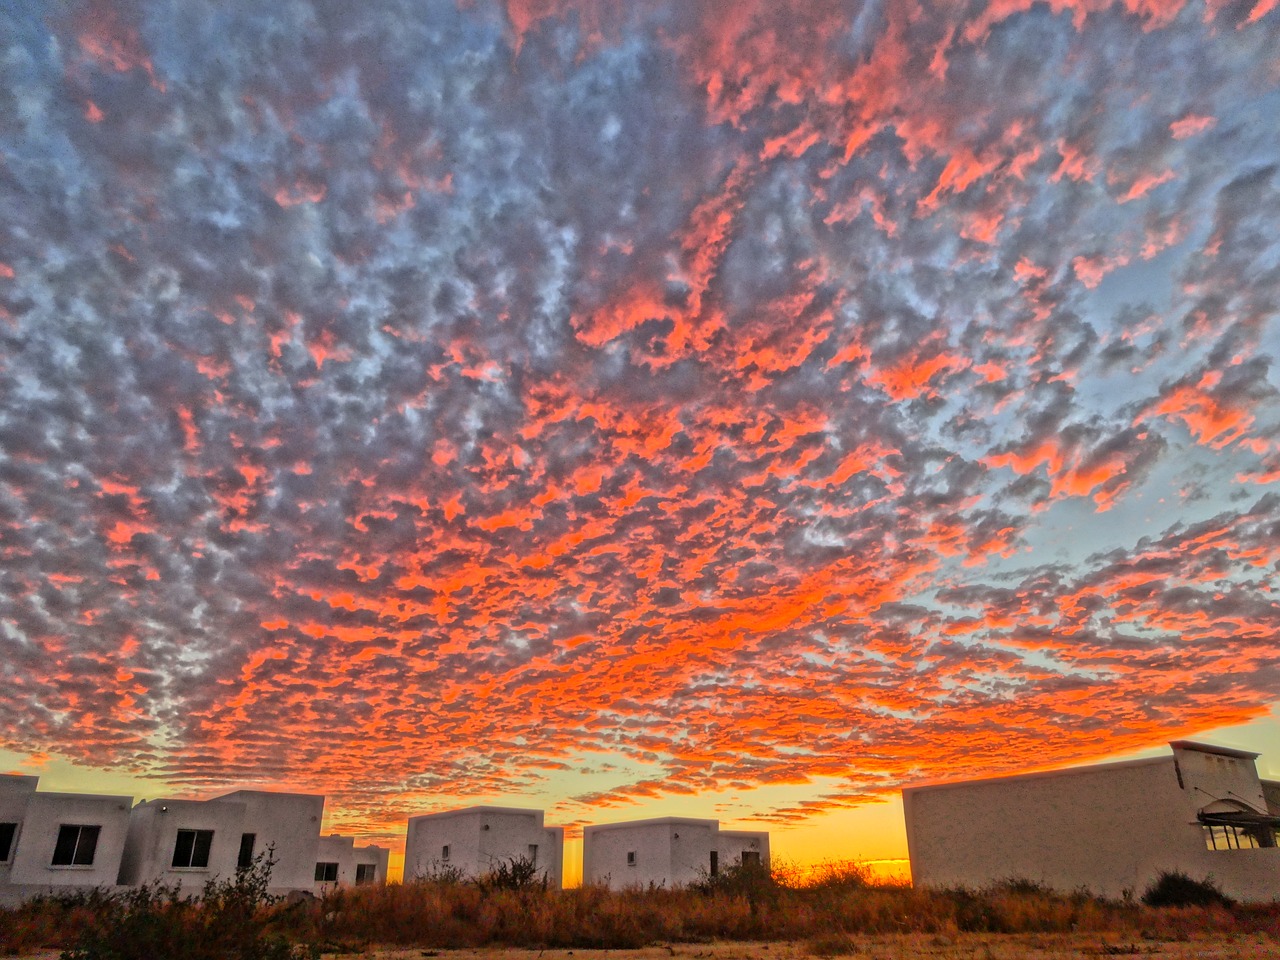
[2,0,1280,883]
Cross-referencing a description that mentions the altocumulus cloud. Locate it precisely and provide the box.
[1,0,1279,833]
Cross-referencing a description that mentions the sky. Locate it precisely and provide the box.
[2,0,1280,883]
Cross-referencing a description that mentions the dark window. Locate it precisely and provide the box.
[52,825,100,866]
[172,829,214,868]
[626,851,636,866]
[315,862,339,882]
[441,844,450,861]
[355,863,376,884]
[741,851,761,865]
[528,844,538,865]
[0,822,16,862]
[709,851,718,876]
[237,833,256,870]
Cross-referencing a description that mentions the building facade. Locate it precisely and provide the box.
[119,789,332,895]
[903,741,1280,902]
[404,806,564,888]
[313,834,390,893]
[1,776,385,903]
[582,817,769,890]
[0,775,133,905]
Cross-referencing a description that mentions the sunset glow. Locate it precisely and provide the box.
[2,0,1279,871]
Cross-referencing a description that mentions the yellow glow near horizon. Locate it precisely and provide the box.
[5,709,1277,889]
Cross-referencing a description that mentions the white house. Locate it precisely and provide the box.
[0,774,133,905]
[119,788,383,896]
[404,806,564,888]
[903,740,1280,902]
[313,834,390,893]
[582,817,770,889]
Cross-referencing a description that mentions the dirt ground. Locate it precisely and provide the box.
[13,938,1280,960]
[339,937,1279,960]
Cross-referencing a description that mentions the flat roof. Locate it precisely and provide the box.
[407,805,547,821]
[584,816,720,833]
[1170,740,1261,760]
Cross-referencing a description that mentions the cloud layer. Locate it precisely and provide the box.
[1,0,1279,833]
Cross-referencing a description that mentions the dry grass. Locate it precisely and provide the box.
[3,866,1279,958]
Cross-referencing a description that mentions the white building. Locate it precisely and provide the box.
[119,789,383,896]
[0,774,133,906]
[582,817,769,890]
[313,834,390,893]
[903,740,1280,902]
[404,806,564,888]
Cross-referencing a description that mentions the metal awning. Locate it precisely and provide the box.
[1197,809,1280,828]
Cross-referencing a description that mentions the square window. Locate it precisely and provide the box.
[52,825,100,866]
[172,829,214,868]
[315,861,339,882]
[0,822,16,862]
[355,863,376,884]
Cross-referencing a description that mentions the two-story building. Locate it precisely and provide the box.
[903,740,1280,902]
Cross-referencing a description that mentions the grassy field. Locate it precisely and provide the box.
[1,862,1277,959]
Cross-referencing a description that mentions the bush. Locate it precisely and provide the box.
[1141,871,1234,909]
[477,855,548,892]
[59,847,316,960]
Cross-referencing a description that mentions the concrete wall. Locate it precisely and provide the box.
[213,790,325,894]
[118,798,249,892]
[121,790,324,895]
[718,830,770,869]
[313,835,390,893]
[582,818,767,889]
[5,792,132,897]
[0,775,39,891]
[904,747,1280,902]
[405,807,564,888]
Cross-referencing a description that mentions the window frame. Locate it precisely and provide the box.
[237,833,256,870]
[315,861,339,882]
[51,824,100,867]
[0,822,17,863]
[355,863,376,885]
[171,828,215,869]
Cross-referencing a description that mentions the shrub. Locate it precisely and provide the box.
[59,847,316,960]
[1141,871,1234,909]
[477,855,548,893]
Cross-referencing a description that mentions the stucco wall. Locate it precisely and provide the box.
[405,808,563,888]
[718,830,770,869]
[6,792,132,891]
[583,818,744,889]
[0,775,39,890]
[584,820,677,889]
[313,835,389,892]
[213,791,325,893]
[904,752,1280,902]
[117,797,249,892]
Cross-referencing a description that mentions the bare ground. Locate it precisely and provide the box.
[13,935,1280,960]
[339,936,1280,960]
